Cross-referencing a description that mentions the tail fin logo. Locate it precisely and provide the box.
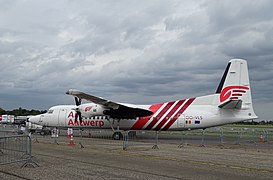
[220,86,249,103]
[84,106,93,112]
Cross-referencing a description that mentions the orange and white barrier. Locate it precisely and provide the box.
[69,135,75,146]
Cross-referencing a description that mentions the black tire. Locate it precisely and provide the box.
[112,132,123,140]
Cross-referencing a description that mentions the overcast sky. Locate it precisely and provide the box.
[0,0,273,120]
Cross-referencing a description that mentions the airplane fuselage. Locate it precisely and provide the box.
[32,94,255,131]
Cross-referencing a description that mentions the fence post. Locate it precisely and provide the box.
[22,135,39,168]
[199,129,206,147]
[264,129,269,143]
[235,128,242,145]
[123,131,129,150]
[178,132,185,148]
[250,128,255,143]
[219,127,224,146]
[79,129,84,148]
[152,131,159,149]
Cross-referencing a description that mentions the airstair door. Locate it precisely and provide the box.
[58,109,67,126]
[177,114,185,128]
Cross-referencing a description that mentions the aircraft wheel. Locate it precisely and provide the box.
[112,132,123,140]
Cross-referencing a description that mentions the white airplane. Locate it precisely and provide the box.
[29,59,257,139]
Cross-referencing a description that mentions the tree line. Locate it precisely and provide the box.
[236,120,273,125]
[0,107,46,116]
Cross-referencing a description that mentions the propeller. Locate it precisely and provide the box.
[74,97,83,123]
[75,97,81,106]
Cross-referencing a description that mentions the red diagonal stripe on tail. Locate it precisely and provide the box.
[154,100,185,131]
[233,90,246,93]
[145,101,174,130]
[131,103,162,130]
[162,98,195,131]
[232,94,243,96]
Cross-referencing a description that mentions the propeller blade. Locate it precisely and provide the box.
[78,112,82,123]
[74,111,83,123]
[75,97,82,106]
[75,112,78,122]
[74,97,82,122]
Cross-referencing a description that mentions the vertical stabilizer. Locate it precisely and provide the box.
[216,59,257,118]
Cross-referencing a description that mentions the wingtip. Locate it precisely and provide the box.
[66,89,78,95]
[66,89,74,95]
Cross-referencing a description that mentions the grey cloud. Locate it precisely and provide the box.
[0,0,272,120]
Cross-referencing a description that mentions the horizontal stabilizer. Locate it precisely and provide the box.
[218,100,242,109]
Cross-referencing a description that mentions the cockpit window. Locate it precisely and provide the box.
[48,110,54,114]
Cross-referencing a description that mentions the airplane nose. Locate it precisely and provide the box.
[28,115,41,125]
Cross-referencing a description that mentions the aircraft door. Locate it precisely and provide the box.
[39,114,46,126]
[58,109,67,127]
[177,114,185,128]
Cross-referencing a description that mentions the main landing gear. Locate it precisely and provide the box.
[112,131,123,140]
[106,117,124,140]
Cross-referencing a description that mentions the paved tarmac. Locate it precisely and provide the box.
[0,135,273,180]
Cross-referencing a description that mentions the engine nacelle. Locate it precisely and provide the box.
[79,104,108,118]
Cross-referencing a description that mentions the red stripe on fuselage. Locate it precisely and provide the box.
[162,98,195,131]
[130,103,163,130]
[154,100,185,131]
[145,101,175,130]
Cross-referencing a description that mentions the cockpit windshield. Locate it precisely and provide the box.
[48,110,54,114]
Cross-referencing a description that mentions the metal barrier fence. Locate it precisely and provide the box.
[71,129,124,149]
[0,135,38,167]
[122,127,273,150]
[31,129,124,149]
[15,126,273,151]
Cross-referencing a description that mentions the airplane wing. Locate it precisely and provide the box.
[66,89,153,118]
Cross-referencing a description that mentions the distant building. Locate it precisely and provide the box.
[0,115,15,124]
